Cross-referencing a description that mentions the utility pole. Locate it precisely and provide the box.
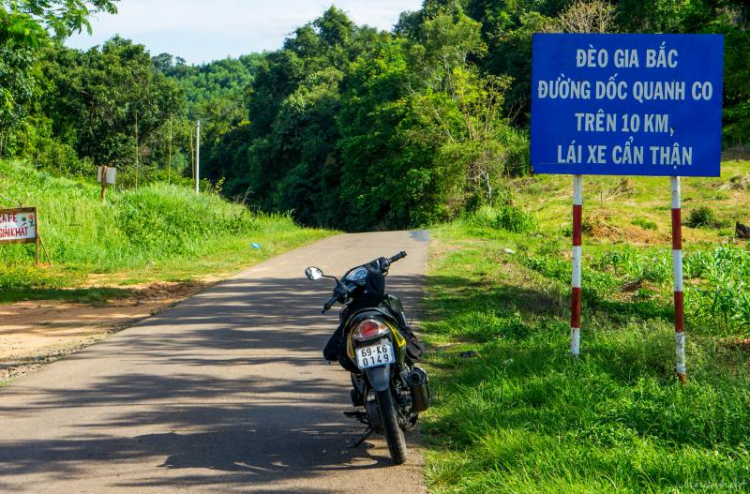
[195,119,201,194]
[168,117,173,185]
[135,110,140,190]
[189,131,194,182]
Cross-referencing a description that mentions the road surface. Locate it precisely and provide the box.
[0,231,429,493]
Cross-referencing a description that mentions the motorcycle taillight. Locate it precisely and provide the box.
[353,319,389,341]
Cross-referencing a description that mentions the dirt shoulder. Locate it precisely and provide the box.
[0,282,208,383]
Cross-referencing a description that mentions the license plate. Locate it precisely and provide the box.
[356,342,395,369]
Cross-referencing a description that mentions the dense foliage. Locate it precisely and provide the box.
[210,6,530,230]
[20,37,183,182]
[1,0,748,231]
[205,0,750,231]
[152,53,265,183]
[0,0,119,156]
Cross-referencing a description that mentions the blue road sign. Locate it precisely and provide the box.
[531,34,724,177]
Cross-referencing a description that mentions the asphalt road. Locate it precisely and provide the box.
[0,231,430,493]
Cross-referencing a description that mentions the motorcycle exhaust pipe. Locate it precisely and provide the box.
[406,367,430,413]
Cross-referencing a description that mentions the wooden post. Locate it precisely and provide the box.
[40,234,52,266]
[671,176,687,383]
[100,166,107,203]
[34,207,40,266]
[571,175,583,357]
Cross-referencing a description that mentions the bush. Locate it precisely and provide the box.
[687,207,722,229]
[469,205,538,233]
[631,217,658,230]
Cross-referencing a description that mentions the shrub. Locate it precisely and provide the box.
[631,217,658,230]
[469,205,538,233]
[687,206,722,228]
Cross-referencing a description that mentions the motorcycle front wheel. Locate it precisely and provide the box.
[375,389,408,465]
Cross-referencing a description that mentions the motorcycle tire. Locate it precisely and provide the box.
[376,389,408,465]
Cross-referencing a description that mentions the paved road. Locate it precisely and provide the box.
[0,231,429,493]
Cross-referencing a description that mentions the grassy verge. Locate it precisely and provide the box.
[1,160,333,302]
[422,161,750,493]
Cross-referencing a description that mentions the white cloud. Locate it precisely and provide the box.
[66,0,423,63]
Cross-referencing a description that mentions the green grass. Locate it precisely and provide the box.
[0,160,334,301]
[422,161,750,493]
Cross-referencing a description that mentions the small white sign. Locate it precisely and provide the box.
[97,167,117,184]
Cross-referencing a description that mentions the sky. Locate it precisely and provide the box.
[66,0,424,64]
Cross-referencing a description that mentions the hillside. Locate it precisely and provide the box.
[0,160,332,301]
[422,158,750,493]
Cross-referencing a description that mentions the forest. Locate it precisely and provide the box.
[1,0,748,231]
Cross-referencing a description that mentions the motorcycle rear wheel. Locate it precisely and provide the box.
[375,389,408,465]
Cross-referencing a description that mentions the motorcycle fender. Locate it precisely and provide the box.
[365,366,391,392]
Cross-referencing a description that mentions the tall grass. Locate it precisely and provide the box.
[684,246,750,333]
[0,160,325,291]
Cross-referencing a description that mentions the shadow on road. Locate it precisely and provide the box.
[0,268,426,491]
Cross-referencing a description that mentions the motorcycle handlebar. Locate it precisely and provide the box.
[322,295,339,314]
[389,251,407,264]
[321,254,406,313]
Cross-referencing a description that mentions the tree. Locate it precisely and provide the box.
[0,0,120,159]
[0,41,34,155]
[30,38,183,174]
[557,0,617,33]
[0,0,118,45]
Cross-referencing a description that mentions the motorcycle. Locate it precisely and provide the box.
[305,251,429,465]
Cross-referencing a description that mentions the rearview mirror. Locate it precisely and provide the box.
[305,267,324,281]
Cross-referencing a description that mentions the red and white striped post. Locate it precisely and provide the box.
[571,175,583,357]
[671,176,687,383]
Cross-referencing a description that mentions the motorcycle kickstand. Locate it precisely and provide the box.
[351,427,374,449]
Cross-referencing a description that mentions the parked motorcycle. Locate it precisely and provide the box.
[305,252,429,465]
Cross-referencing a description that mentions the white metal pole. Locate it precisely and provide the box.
[571,175,583,357]
[195,120,201,194]
[671,176,687,383]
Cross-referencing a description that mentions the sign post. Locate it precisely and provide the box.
[97,166,117,203]
[531,34,724,381]
[671,177,686,383]
[571,175,583,357]
[100,166,107,203]
[195,120,201,194]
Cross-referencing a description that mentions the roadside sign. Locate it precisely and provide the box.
[98,166,116,203]
[531,34,724,177]
[97,166,117,184]
[0,207,37,244]
[530,33,725,383]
